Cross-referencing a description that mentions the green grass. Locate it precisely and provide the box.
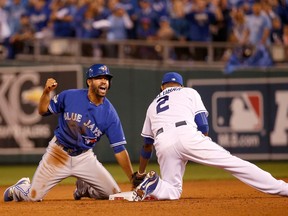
[0,161,287,186]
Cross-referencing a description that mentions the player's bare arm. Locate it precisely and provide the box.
[114,149,134,182]
[38,78,57,115]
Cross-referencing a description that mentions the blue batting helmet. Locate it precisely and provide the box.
[162,72,183,86]
[86,64,113,80]
[85,64,113,88]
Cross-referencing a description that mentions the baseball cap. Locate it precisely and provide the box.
[161,72,183,86]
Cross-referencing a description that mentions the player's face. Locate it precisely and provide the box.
[89,76,110,97]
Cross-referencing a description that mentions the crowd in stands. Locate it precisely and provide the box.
[0,0,288,61]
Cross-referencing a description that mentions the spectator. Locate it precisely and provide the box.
[136,17,158,59]
[283,24,288,61]
[80,0,110,57]
[180,0,194,14]
[7,13,35,58]
[82,0,110,39]
[107,3,133,41]
[49,0,75,37]
[261,0,279,21]
[154,15,175,60]
[105,3,134,57]
[28,0,51,37]
[185,0,218,60]
[119,0,135,16]
[283,24,288,45]
[227,0,245,10]
[114,0,135,39]
[6,0,28,35]
[107,0,120,11]
[151,0,169,17]
[156,16,174,40]
[269,0,288,25]
[228,7,247,44]
[210,0,232,60]
[169,0,189,42]
[0,0,12,58]
[270,16,283,44]
[72,0,90,38]
[131,0,159,39]
[243,2,272,46]
[169,0,190,60]
[136,17,156,40]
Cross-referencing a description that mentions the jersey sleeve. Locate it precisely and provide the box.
[105,106,127,148]
[141,110,154,139]
[48,91,65,114]
[192,89,209,117]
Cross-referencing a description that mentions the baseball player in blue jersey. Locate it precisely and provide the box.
[132,72,288,201]
[3,64,134,202]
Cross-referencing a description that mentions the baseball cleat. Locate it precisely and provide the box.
[73,179,90,200]
[73,179,82,200]
[133,170,159,201]
[73,189,81,200]
[3,177,30,202]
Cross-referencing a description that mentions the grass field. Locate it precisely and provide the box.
[1,161,287,186]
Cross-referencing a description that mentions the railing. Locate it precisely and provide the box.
[10,38,288,69]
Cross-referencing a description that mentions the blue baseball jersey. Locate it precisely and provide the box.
[46,89,126,151]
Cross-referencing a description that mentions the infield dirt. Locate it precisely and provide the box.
[1,179,288,216]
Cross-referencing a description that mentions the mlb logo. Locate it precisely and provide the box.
[212,91,263,133]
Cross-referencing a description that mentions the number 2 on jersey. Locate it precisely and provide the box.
[156,95,169,114]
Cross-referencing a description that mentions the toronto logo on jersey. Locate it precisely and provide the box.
[64,112,103,139]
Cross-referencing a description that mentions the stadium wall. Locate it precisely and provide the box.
[0,64,287,164]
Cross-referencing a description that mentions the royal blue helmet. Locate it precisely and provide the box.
[162,72,183,86]
[86,64,113,80]
[85,64,113,88]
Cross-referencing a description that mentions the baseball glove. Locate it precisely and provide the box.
[131,171,146,188]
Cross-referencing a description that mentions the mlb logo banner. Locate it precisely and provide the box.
[186,77,288,160]
[212,91,263,133]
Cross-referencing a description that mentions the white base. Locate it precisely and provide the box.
[109,191,157,201]
[109,191,136,201]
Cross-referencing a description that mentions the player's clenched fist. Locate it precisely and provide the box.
[45,78,58,92]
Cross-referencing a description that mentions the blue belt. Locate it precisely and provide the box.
[156,121,187,137]
[55,139,88,156]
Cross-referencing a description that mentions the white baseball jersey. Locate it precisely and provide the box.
[141,87,208,139]
[141,86,288,200]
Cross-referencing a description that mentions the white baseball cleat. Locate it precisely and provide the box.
[133,170,159,201]
[3,177,30,202]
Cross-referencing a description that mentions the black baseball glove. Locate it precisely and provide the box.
[131,171,146,189]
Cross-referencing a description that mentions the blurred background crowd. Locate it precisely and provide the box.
[0,0,288,60]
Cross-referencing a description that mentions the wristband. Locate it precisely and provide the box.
[137,170,146,175]
[141,147,152,159]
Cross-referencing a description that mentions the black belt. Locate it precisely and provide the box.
[156,121,187,137]
[55,139,88,156]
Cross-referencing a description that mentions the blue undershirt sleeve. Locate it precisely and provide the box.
[195,112,209,134]
[144,137,154,145]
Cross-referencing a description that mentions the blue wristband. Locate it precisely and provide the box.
[141,148,152,159]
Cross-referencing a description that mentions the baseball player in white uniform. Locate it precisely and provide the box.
[133,72,288,201]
